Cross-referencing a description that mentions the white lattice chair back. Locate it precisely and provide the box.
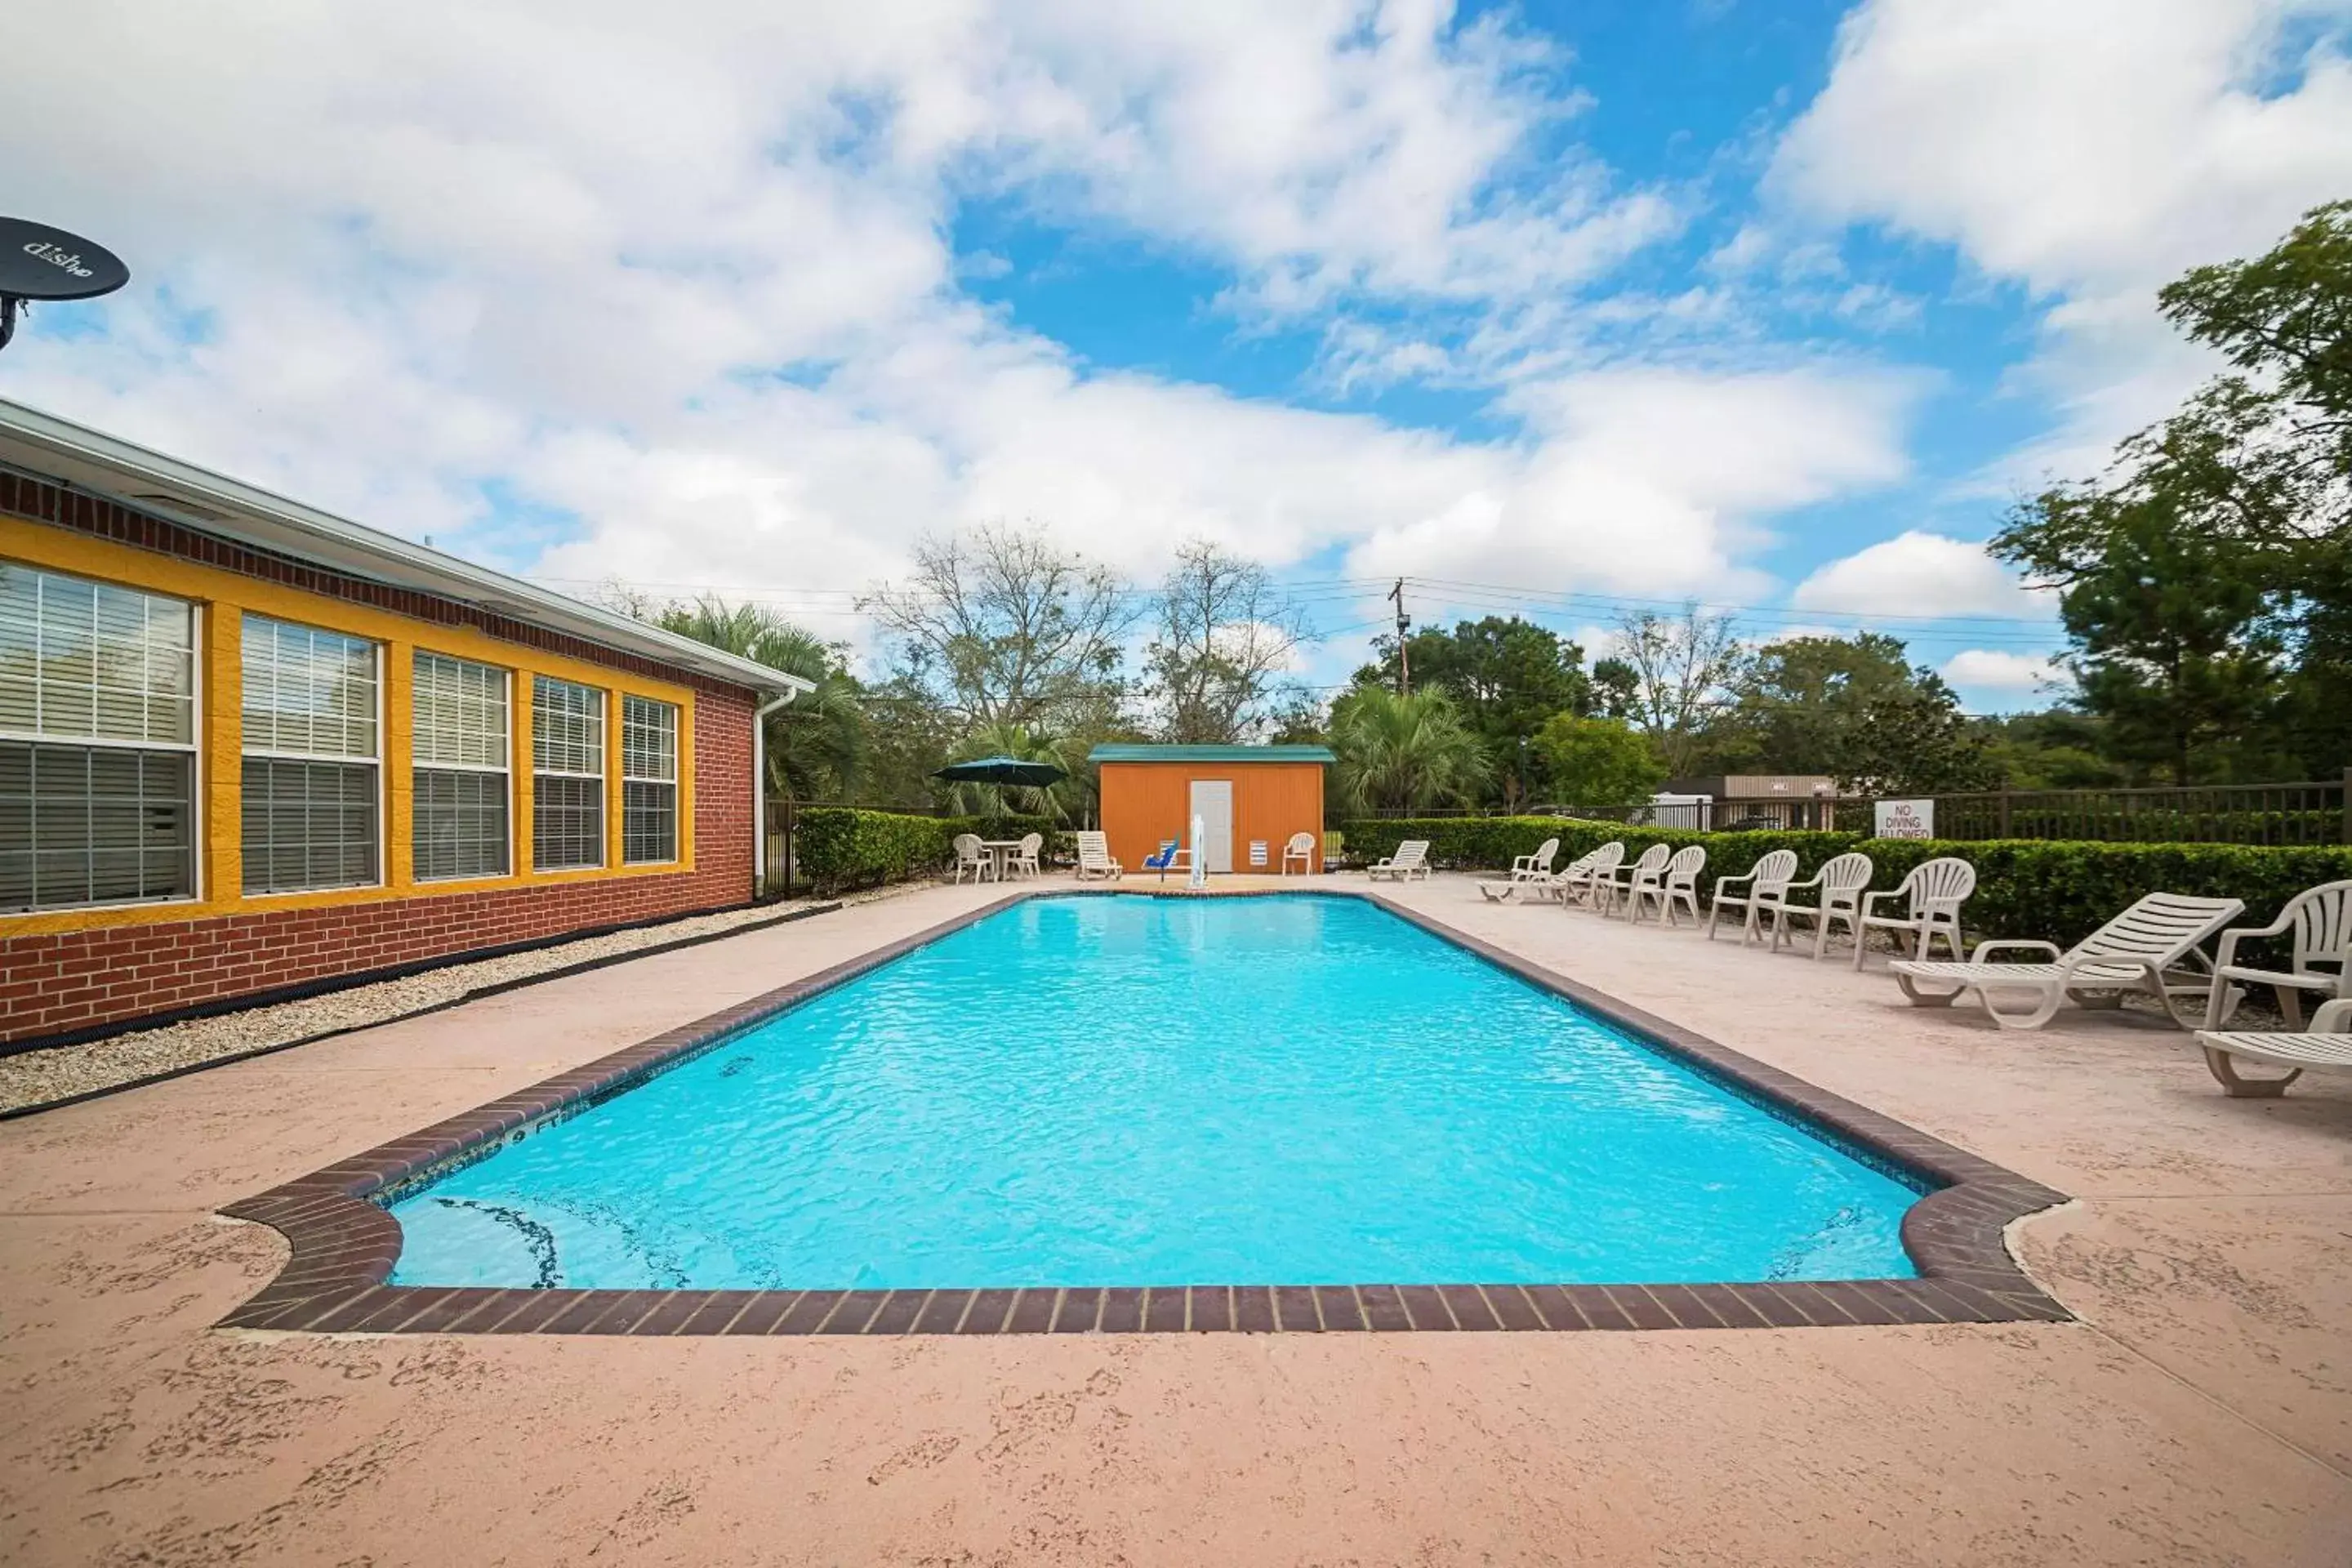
[1748,848,1798,891]
[952,832,982,861]
[1587,841,1627,873]
[1819,852,1874,899]
[1532,838,1560,870]
[1904,855,1976,911]
[2290,880,2352,969]
[1664,844,1707,889]
[1628,843,1672,877]
[1019,832,1043,854]
[2076,893,2243,960]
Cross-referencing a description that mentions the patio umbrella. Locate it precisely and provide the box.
[931,755,1067,788]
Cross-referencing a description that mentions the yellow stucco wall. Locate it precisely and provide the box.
[2,514,700,937]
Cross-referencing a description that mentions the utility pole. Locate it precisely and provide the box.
[1388,578,1411,697]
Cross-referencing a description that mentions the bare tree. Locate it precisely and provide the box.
[858,523,1136,731]
[1143,541,1315,743]
[1611,604,1748,775]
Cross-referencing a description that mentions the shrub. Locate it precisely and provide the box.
[1337,815,2352,949]
[791,808,1071,894]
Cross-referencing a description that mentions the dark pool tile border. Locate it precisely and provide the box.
[216,885,2070,1336]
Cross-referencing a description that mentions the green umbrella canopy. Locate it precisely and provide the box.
[932,755,1068,787]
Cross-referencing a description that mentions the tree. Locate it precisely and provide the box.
[1608,605,1747,776]
[1143,541,1312,743]
[1729,633,1994,794]
[1355,616,1592,803]
[1995,198,2352,781]
[1589,657,1639,721]
[1326,688,1490,814]
[644,595,865,802]
[860,523,1134,732]
[1532,714,1665,808]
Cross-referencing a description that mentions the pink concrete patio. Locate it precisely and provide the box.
[2,875,2347,1565]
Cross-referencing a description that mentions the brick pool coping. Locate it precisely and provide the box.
[216,885,2072,1336]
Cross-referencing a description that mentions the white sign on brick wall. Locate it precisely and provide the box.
[1873,799,1935,840]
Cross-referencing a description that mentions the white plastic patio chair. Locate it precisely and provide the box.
[1706,849,1798,945]
[1556,841,1624,908]
[2203,879,2352,1029]
[1629,844,1707,927]
[1595,843,1670,919]
[2196,997,2352,1098]
[1072,831,1121,881]
[1367,840,1431,882]
[1771,851,1874,959]
[1478,837,1561,902]
[1891,891,2246,1031]
[1281,831,1316,875]
[1853,856,1977,970]
[951,831,993,884]
[1011,832,1043,879]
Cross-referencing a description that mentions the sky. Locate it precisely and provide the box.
[3,0,2350,712]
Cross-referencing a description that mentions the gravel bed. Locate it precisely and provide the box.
[0,889,913,1116]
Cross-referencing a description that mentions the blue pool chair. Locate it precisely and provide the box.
[1143,838,1187,880]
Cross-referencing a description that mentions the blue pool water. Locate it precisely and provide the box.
[388,894,1924,1290]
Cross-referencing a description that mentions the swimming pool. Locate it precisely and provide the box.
[385,893,1927,1292]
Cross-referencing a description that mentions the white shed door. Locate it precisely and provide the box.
[1188,779,1234,873]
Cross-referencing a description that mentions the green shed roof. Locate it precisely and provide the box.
[1088,743,1335,764]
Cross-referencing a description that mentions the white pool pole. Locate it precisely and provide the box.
[1189,813,1208,889]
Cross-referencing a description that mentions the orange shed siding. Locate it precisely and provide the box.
[1098,761,1325,875]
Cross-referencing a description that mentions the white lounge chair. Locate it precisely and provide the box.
[1557,841,1624,908]
[1073,831,1121,881]
[1771,851,1874,960]
[2203,879,2352,1029]
[1368,840,1432,882]
[1892,892,2246,1031]
[1477,837,1561,902]
[1629,844,1706,927]
[1595,843,1670,919]
[1707,848,1797,945]
[1011,831,1044,879]
[1853,856,1977,970]
[1281,831,1316,875]
[951,831,993,884]
[2196,998,2352,1098]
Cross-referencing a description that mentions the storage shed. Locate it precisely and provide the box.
[1089,744,1333,875]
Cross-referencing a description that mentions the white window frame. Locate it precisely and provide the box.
[411,651,513,882]
[238,614,385,898]
[621,693,679,866]
[0,561,204,915]
[531,674,607,872]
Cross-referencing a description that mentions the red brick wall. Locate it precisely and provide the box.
[1,683,754,1048]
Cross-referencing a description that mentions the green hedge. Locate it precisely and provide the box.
[791,808,1073,894]
[1339,816,2352,950]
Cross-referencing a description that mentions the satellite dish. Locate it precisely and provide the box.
[0,216,131,353]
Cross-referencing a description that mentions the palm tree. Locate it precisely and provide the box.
[939,722,1087,822]
[653,596,865,800]
[1327,687,1490,814]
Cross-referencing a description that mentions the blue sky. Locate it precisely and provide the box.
[7,0,2350,711]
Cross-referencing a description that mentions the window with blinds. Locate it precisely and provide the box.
[532,675,605,870]
[241,616,381,894]
[412,652,510,880]
[621,695,678,864]
[0,563,198,912]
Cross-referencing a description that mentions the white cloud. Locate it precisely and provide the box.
[1941,648,2065,703]
[1792,531,2056,619]
[1770,0,2352,482]
[0,0,1918,669]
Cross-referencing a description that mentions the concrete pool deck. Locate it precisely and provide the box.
[2,875,2348,1564]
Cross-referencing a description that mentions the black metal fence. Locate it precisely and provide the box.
[1356,771,2351,846]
